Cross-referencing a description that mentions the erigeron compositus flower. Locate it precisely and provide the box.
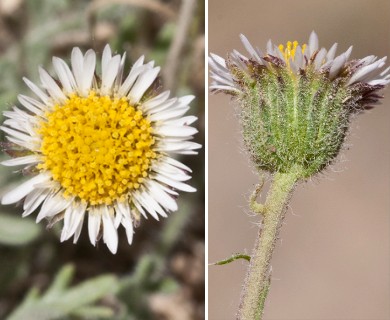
[1,45,201,253]
[209,31,389,178]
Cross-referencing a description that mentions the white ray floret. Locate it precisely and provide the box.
[209,31,390,95]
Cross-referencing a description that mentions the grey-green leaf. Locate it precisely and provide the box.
[0,214,41,246]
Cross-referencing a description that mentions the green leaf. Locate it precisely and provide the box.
[210,253,251,266]
[71,306,115,318]
[0,214,41,246]
[43,264,74,297]
[7,264,119,320]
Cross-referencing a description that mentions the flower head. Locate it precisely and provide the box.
[209,31,389,177]
[1,45,201,253]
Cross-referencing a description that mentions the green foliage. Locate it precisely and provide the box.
[7,264,119,320]
[210,253,251,266]
[0,213,41,246]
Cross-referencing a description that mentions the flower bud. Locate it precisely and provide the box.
[209,32,389,178]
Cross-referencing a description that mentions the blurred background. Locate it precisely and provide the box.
[209,0,389,319]
[0,0,204,319]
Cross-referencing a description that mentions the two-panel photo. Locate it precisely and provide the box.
[0,0,388,319]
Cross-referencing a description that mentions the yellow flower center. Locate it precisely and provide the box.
[278,41,307,62]
[37,91,156,205]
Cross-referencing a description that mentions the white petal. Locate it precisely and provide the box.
[347,58,386,85]
[157,140,202,153]
[23,77,50,105]
[115,201,134,245]
[114,207,122,228]
[154,163,191,182]
[133,192,159,220]
[294,46,304,68]
[52,57,76,94]
[23,188,45,210]
[36,191,72,222]
[38,67,67,103]
[18,94,44,115]
[132,197,148,219]
[314,48,327,69]
[61,206,73,241]
[274,45,285,61]
[147,180,178,212]
[22,188,49,217]
[132,55,145,69]
[102,208,118,254]
[308,31,319,56]
[121,212,134,245]
[71,47,84,92]
[6,136,37,151]
[329,53,347,79]
[266,40,274,55]
[1,126,32,143]
[367,79,390,86]
[163,156,192,172]
[143,91,171,110]
[101,55,121,95]
[61,202,86,242]
[326,43,338,61]
[154,173,196,192]
[240,34,261,61]
[73,213,85,244]
[149,107,190,122]
[230,52,247,70]
[115,52,127,88]
[88,208,101,246]
[117,65,148,97]
[1,155,40,166]
[3,119,35,137]
[2,173,50,205]
[81,49,96,95]
[155,125,198,137]
[129,67,160,104]
[210,84,240,93]
[164,115,198,126]
[380,66,390,77]
[210,73,235,87]
[146,98,178,114]
[61,205,80,242]
[210,53,227,68]
[70,203,86,242]
[140,191,167,218]
[101,44,112,76]
[344,46,353,61]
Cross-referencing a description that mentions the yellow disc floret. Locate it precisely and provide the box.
[278,41,307,62]
[37,92,156,205]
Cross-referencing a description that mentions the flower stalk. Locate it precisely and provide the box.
[238,165,302,320]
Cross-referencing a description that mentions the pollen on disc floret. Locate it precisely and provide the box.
[278,40,307,63]
[37,91,157,206]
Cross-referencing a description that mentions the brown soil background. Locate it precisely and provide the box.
[209,0,390,319]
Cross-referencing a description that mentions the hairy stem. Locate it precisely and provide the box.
[237,165,302,320]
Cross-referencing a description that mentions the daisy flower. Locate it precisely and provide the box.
[1,45,201,254]
[209,31,389,177]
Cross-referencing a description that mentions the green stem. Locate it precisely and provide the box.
[237,165,302,320]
